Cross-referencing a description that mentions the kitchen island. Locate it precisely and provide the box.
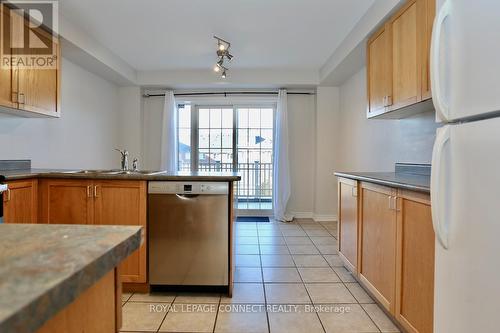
[0,224,142,333]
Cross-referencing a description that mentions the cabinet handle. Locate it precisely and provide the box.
[388,196,393,210]
[351,187,357,197]
[386,95,392,106]
[18,93,25,105]
[86,185,92,198]
[4,189,11,202]
[393,196,400,212]
[94,185,99,198]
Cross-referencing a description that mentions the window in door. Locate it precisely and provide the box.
[198,107,234,172]
[236,107,274,211]
[177,104,274,213]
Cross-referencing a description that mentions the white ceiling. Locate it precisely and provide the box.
[59,0,374,72]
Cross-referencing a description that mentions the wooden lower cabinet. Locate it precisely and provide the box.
[338,178,435,332]
[94,180,147,283]
[38,179,147,284]
[3,179,38,223]
[337,178,359,273]
[37,268,121,333]
[395,190,434,333]
[39,179,94,225]
[359,182,398,313]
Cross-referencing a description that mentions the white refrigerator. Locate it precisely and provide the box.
[431,0,500,332]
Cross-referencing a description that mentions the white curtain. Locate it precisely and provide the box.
[273,89,293,222]
[160,91,178,172]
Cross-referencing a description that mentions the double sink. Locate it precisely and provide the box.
[58,169,166,176]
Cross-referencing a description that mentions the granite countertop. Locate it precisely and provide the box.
[1,168,241,182]
[0,224,142,333]
[335,171,430,193]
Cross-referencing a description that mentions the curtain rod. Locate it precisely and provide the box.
[143,91,315,98]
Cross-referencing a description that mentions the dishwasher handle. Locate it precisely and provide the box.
[176,193,200,199]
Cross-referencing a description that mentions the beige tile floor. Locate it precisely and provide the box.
[121,218,400,333]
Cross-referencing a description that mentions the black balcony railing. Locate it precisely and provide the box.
[179,161,273,207]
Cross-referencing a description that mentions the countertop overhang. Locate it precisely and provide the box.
[1,169,241,182]
[0,224,142,333]
[335,171,430,193]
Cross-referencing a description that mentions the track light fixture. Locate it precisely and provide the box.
[213,36,234,78]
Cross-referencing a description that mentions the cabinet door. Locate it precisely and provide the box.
[367,25,391,117]
[420,0,435,100]
[39,179,93,224]
[388,0,420,110]
[3,179,37,223]
[396,191,434,333]
[94,180,147,283]
[17,28,60,117]
[338,178,358,273]
[359,182,397,313]
[0,6,17,109]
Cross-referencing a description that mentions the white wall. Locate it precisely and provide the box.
[336,67,440,173]
[117,86,143,164]
[313,87,340,220]
[0,58,120,169]
[286,94,316,217]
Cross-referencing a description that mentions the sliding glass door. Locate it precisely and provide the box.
[177,104,274,215]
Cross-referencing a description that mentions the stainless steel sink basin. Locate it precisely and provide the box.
[53,169,166,176]
[102,170,167,176]
[58,169,119,174]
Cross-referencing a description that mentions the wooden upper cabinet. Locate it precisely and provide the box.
[388,0,419,110]
[94,180,147,283]
[367,25,390,117]
[420,0,436,100]
[337,178,359,273]
[395,190,435,333]
[39,179,94,225]
[0,5,61,117]
[17,37,60,116]
[0,7,16,109]
[3,179,38,223]
[359,182,398,313]
[367,0,435,118]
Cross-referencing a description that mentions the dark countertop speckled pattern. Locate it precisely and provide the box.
[1,169,241,181]
[335,171,430,193]
[0,224,142,333]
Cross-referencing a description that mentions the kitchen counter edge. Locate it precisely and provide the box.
[334,171,430,194]
[1,169,241,182]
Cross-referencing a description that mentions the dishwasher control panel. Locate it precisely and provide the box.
[148,181,229,195]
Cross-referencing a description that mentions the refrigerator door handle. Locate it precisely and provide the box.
[431,125,451,249]
[430,0,451,122]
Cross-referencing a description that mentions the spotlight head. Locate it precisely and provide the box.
[226,53,234,61]
[217,58,224,66]
[218,43,226,51]
[214,64,220,72]
[221,70,227,79]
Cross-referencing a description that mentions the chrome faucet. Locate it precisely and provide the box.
[114,149,129,170]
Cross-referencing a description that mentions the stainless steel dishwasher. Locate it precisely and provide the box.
[148,181,229,289]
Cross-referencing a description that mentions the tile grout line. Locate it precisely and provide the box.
[154,295,176,333]
[257,222,272,333]
[212,292,222,333]
[296,223,327,333]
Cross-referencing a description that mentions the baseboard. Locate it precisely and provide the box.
[287,212,337,222]
[313,214,337,222]
[289,211,313,219]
